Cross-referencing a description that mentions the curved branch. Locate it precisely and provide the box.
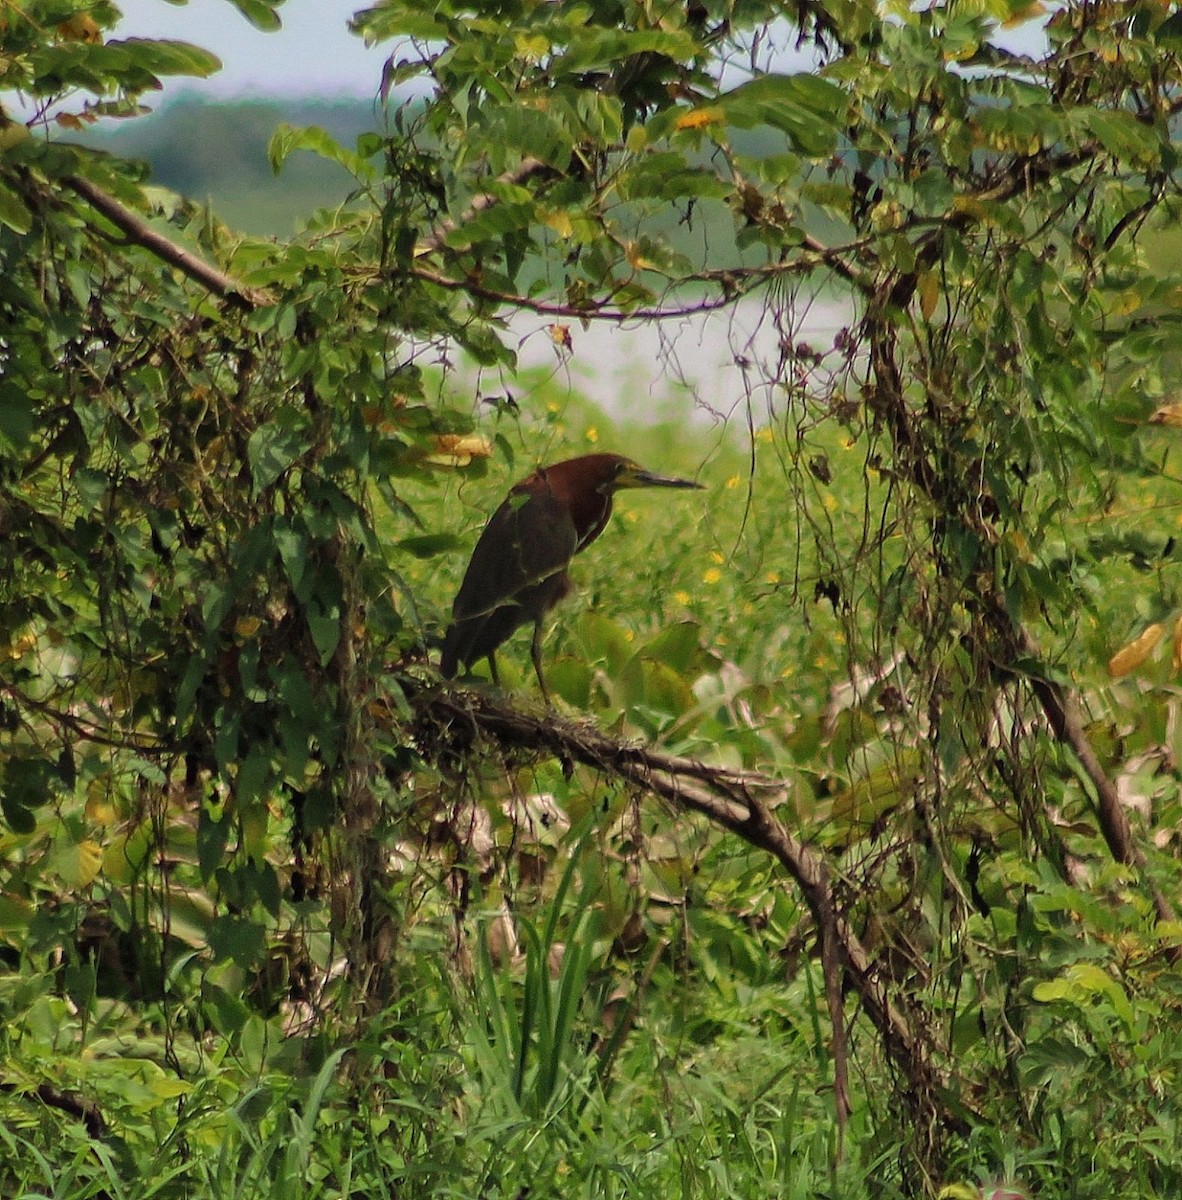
[1015,627,1178,931]
[408,232,872,322]
[415,681,963,1126]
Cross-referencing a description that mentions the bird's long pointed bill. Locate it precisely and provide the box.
[617,468,704,490]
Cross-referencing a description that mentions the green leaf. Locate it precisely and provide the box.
[443,200,537,250]
[350,9,448,43]
[248,407,307,494]
[397,533,465,558]
[1,755,62,832]
[0,181,33,234]
[307,610,341,663]
[208,914,267,968]
[1155,10,1182,42]
[51,838,104,888]
[0,794,36,835]
[0,381,36,449]
[273,519,310,591]
[478,106,574,170]
[236,747,271,808]
[555,29,697,75]
[197,812,231,880]
[268,123,373,178]
[615,153,731,202]
[642,620,705,674]
[720,74,847,156]
[109,38,223,79]
[226,0,285,31]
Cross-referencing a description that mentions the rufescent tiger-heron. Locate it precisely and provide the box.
[440,453,702,701]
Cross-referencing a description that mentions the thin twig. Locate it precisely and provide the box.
[414,156,551,256]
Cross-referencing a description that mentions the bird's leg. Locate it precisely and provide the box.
[530,621,552,706]
[487,653,500,688]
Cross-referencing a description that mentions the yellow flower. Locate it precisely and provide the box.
[703,567,722,584]
[674,590,691,605]
[585,426,598,443]
[725,474,741,489]
[765,571,780,584]
[709,550,724,565]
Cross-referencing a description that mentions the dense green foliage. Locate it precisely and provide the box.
[3,0,1182,1195]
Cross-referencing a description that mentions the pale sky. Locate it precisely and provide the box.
[112,1,387,98]
[26,2,1047,107]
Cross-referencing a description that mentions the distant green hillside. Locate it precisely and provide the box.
[79,95,380,235]
[75,95,850,268]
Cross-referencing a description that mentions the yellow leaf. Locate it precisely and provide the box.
[1002,0,1045,25]
[549,323,573,350]
[918,271,939,321]
[543,208,573,239]
[951,194,991,222]
[1149,402,1182,428]
[57,14,102,43]
[5,628,38,660]
[869,200,904,231]
[58,839,104,888]
[1106,287,1142,317]
[675,107,723,131]
[424,434,494,467]
[1173,615,1182,672]
[514,32,549,60]
[85,782,119,827]
[235,615,262,638]
[0,112,30,153]
[1108,623,1163,678]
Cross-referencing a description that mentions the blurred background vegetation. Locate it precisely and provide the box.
[79,95,378,233]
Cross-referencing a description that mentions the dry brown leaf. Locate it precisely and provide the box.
[918,271,939,321]
[425,434,494,467]
[1149,402,1182,427]
[57,14,102,43]
[1108,622,1163,678]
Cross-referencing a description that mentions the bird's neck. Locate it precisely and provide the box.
[541,468,612,551]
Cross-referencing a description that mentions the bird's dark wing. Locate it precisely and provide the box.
[440,490,579,674]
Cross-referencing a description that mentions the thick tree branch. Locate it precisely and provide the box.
[415,682,961,1127]
[63,174,273,308]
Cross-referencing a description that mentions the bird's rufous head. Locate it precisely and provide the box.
[582,453,703,494]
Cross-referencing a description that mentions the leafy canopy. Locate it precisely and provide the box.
[2,0,1182,1193]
